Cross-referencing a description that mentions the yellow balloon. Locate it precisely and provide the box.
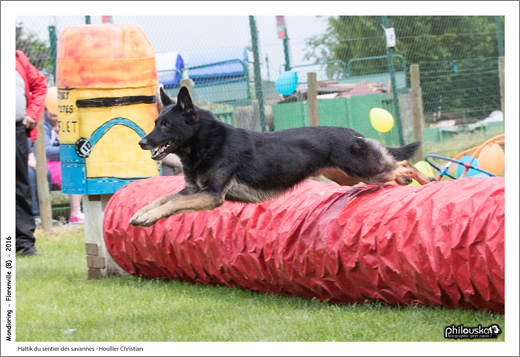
[370,108,394,133]
[479,143,504,176]
[45,86,59,115]
[409,161,435,186]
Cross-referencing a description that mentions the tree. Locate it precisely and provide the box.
[16,25,53,72]
[304,16,385,79]
[304,16,503,121]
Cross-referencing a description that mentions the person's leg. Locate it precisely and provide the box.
[28,166,39,218]
[29,165,53,223]
[46,160,61,190]
[47,168,52,193]
[16,122,37,253]
[43,167,53,222]
[69,194,82,218]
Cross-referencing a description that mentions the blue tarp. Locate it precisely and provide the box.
[156,51,184,88]
[187,47,248,86]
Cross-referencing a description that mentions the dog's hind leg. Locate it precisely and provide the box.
[389,161,436,185]
[321,167,362,186]
[395,176,414,185]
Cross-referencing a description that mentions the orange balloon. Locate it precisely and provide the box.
[45,86,59,115]
[479,143,504,176]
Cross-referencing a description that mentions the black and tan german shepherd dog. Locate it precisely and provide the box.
[129,87,435,227]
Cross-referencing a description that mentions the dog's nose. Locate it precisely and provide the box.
[139,137,150,149]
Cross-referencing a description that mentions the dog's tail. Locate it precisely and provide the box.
[386,141,421,161]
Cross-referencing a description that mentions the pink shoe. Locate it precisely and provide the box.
[69,214,84,225]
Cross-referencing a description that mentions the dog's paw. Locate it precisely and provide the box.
[395,177,413,185]
[129,211,150,226]
[129,207,152,226]
[129,211,160,227]
[129,212,142,226]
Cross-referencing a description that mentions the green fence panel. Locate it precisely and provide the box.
[347,94,401,147]
[213,111,235,126]
[272,93,402,147]
[272,102,308,130]
[422,128,442,143]
[317,98,349,127]
[422,121,504,144]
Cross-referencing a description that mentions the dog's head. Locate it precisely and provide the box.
[139,86,199,160]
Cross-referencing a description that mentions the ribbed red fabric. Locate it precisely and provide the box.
[104,176,504,312]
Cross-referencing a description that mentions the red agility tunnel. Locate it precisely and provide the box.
[103,176,505,312]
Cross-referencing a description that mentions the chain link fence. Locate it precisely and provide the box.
[278,16,505,148]
[16,15,505,220]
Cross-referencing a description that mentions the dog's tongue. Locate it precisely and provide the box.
[152,144,167,159]
[156,144,166,155]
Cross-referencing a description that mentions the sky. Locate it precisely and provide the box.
[14,14,331,82]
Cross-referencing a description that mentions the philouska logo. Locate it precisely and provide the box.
[444,324,501,339]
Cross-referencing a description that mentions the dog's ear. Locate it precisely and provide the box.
[160,87,173,106]
[177,86,195,112]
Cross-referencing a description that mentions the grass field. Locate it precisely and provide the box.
[16,226,505,342]
[423,126,504,159]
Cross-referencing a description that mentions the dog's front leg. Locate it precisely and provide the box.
[129,192,181,226]
[130,191,225,227]
[129,185,199,226]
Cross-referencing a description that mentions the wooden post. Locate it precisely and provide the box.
[498,56,504,130]
[308,72,319,126]
[410,64,424,163]
[180,79,193,98]
[34,111,52,232]
[84,194,127,279]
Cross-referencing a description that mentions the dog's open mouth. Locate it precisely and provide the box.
[151,140,177,160]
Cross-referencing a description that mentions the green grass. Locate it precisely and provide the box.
[50,190,69,205]
[16,227,505,342]
[421,127,505,179]
[48,191,71,222]
[423,127,504,161]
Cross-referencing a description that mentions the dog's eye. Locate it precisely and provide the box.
[161,121,170,128]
